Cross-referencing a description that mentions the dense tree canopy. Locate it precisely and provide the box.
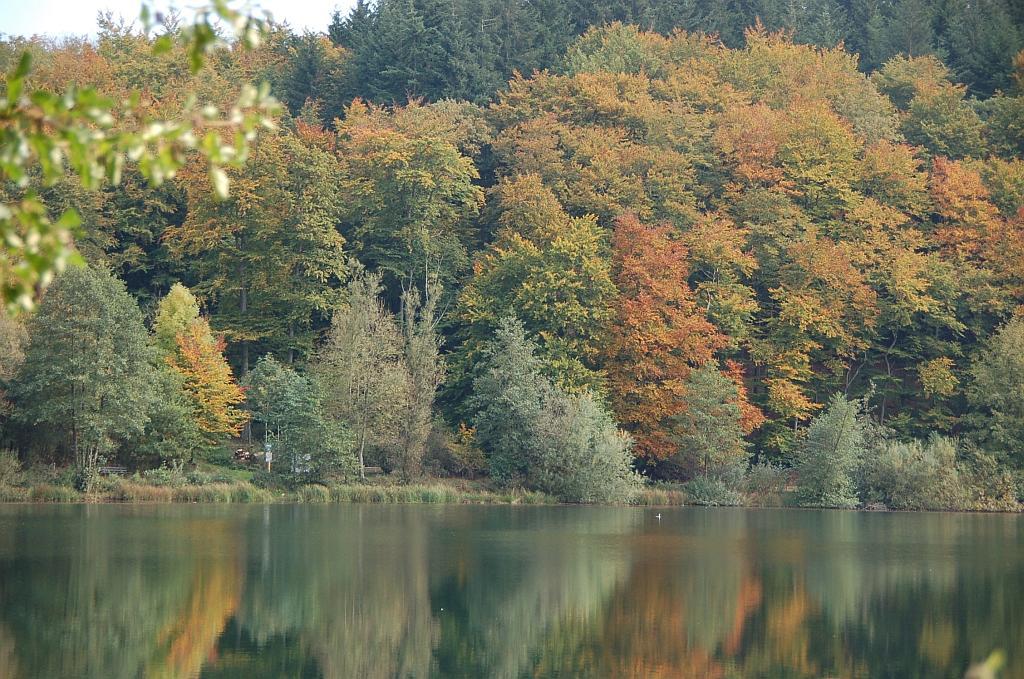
[317,0,1024,113]
[2,1,1024,499]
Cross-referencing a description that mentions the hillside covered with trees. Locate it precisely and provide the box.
[1,0,1024,508]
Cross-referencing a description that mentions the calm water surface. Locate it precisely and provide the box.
[0,504,1021,678]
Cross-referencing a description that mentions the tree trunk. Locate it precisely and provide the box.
[288,322,295,364]
[239,261,250,375]
[358,425,367,480]
[239,272,251,441]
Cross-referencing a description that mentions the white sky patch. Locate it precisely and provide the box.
[0,0,358,39]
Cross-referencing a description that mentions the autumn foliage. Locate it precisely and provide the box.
[605,215,726,460]
[169,319,249,443]
[6,12,1024,482]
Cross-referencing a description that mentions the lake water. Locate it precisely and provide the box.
[0,504,1021,678]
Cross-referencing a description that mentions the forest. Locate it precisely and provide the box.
[1,0,1024,508]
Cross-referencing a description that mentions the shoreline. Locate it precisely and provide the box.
[1,480,1020,513]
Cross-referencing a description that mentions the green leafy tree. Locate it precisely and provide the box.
[470,316,551,485]
[968,317,1024,466]
[135,365,203,466]
[873,55,986,158]
[670,364,749,482]
[166,128,347,369]
[336,102,483,298]
[315,269,405,479]
[794,393,866,508]
[0,311,26,425]
[244,355,355,481]
[530,389,639,503]
[395,284,445,479]
[0,2,279,310]
[153,282,201,355]
[471,316,639,502]
[11,266,154,486]
[979,94,1024,159]
[455,175,615,393]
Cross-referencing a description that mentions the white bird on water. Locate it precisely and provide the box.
[655,513,662,521]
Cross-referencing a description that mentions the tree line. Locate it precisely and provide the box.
[310,0,1023,112]
[1,5,1024,505]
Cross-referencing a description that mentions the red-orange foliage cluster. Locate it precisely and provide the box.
[169,319,249,441]
[605,215,727,460]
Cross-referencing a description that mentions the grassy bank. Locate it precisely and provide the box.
[0,472,694,506]
[0,467,1017,511]
[0,473,563,506]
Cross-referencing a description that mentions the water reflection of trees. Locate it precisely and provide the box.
[0,506,1022,678]
[222,506,637,679]
[233,505,438,679]
[529,510,1024,678]
[428,507,637,678]
[0,505,241,678]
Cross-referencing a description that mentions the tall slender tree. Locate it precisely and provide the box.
[315,269,406,479]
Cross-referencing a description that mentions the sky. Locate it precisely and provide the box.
[1,0,357,38]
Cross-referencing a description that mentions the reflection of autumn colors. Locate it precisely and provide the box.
[146,522,242,679]
[527,510,1024,679]
[0,506,246,679]
[536,559,729,678]
[1,506,1023,678]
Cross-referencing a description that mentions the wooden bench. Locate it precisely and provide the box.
[364,466,384,477]
[98,466,128,476]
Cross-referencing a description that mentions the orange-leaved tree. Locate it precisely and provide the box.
[604,214,727,461]
[169,317,249,446]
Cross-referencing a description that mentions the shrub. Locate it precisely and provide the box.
[423,422,487,478]
[859,435,968,510]
[414,486,452,503]
[21,465,63,488]
[325,482,555,505]
[958,446,1022,512]
[30,484,81,503]
[0,486,28,502]
[529,391,641,504]
[515,490,556,505]
[250,470,292,490]
[794,394,865,508]
[298,484,332,503]
[745,462,789,507]
[88,474,121,494]
[72,466,99,492]
[683,476,743,506]
[169,482,271,503]
[142,461,187,487]
[230,483,273,503]
[112,481,174,503]
[0,449,23,487]
[185,470,214,486]
[633,485,688,506]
